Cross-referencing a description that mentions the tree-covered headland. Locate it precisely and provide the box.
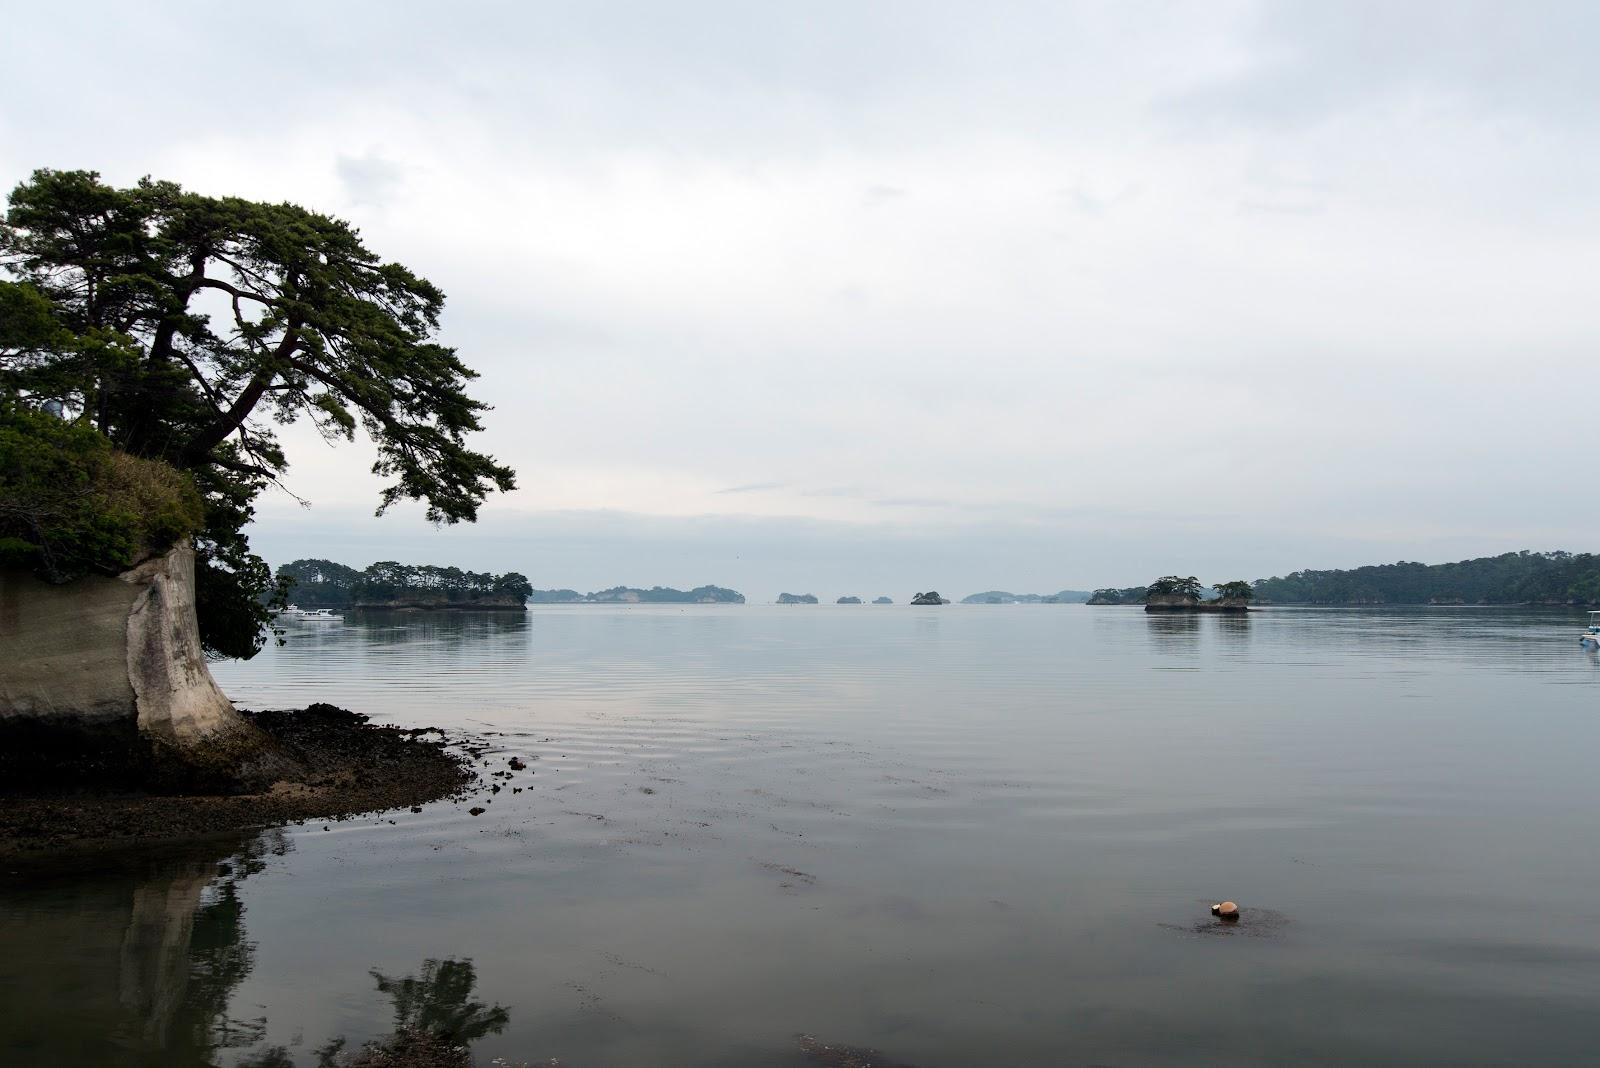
[276,559,532,609]
[1,170,514,657]
[1253,551,1600,605]
[1088,553,1600,606]
[1086,586,1146,605]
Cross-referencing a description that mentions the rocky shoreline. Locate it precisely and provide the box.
[0,704,476,861]
[1143,601,1250,613]
[1143,593,1250,613]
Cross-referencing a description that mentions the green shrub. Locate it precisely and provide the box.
[0,405,204,581]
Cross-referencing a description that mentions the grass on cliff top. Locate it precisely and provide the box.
[0,405,204,582]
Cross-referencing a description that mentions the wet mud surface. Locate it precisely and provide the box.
[797,1033,919,1067]
[0,704,476,860]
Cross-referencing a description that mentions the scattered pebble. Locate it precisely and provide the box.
[797,1033,918,1067]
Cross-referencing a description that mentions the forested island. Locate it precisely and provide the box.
[279,561,744,606]
[277,560,533,610]
[1144,577,1251,613]
[960,590,1091,604]
[1086,577,1251,611]
[528,584,744,604]
[778,592,820,604]
[1253,551,1600,605]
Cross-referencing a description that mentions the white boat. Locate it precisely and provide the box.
[1581,611,1600,646]
[282,604,343,621]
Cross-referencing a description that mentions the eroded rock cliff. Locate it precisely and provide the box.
[0,543,289,791]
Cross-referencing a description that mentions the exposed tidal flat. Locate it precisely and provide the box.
[5,605,1600,1065]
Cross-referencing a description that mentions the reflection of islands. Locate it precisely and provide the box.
[836,596,863,604]
[777,593,819,604]
[960,590,1091,604]
[910,591,948,605]
[528,585,745,604]
[873,597,893,604]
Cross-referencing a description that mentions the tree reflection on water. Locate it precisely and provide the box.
[0,833,514,1068]
[278,958,512,1068]
[0,830,288,1066]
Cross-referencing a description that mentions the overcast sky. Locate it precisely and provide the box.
[4,2,1596,599]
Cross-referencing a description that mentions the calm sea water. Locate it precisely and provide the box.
[4,605,1600,1066]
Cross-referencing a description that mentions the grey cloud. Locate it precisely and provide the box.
[863,184,908,206]
[1061,182,1142,217]
[802,486,870,499]
[715,481,786,494]
[1163,0,1600,128]
[336,152,405,206]
[872,497,955,510]
[1235,199,1325,216]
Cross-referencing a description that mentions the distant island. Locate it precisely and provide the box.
[277,559,532,611]
[911,591,948,605]
[528,585,744,604]
[873,596,893,604]
[837,596,863,604]
[960,590,1091,604]
[1087,576,1250,612]
[778,593,820,604]
[277,560,744,608]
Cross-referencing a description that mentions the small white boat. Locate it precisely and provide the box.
[1581,611,1600,646]
[282,605,343,621]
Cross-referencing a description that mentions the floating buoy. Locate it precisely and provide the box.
[1211,901,1240,920]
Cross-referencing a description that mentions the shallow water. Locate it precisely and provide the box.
[5,605,1600,1066]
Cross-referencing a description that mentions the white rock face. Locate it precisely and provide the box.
[0,543,277,785]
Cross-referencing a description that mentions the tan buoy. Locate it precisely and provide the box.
[1211,901,1240,920]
